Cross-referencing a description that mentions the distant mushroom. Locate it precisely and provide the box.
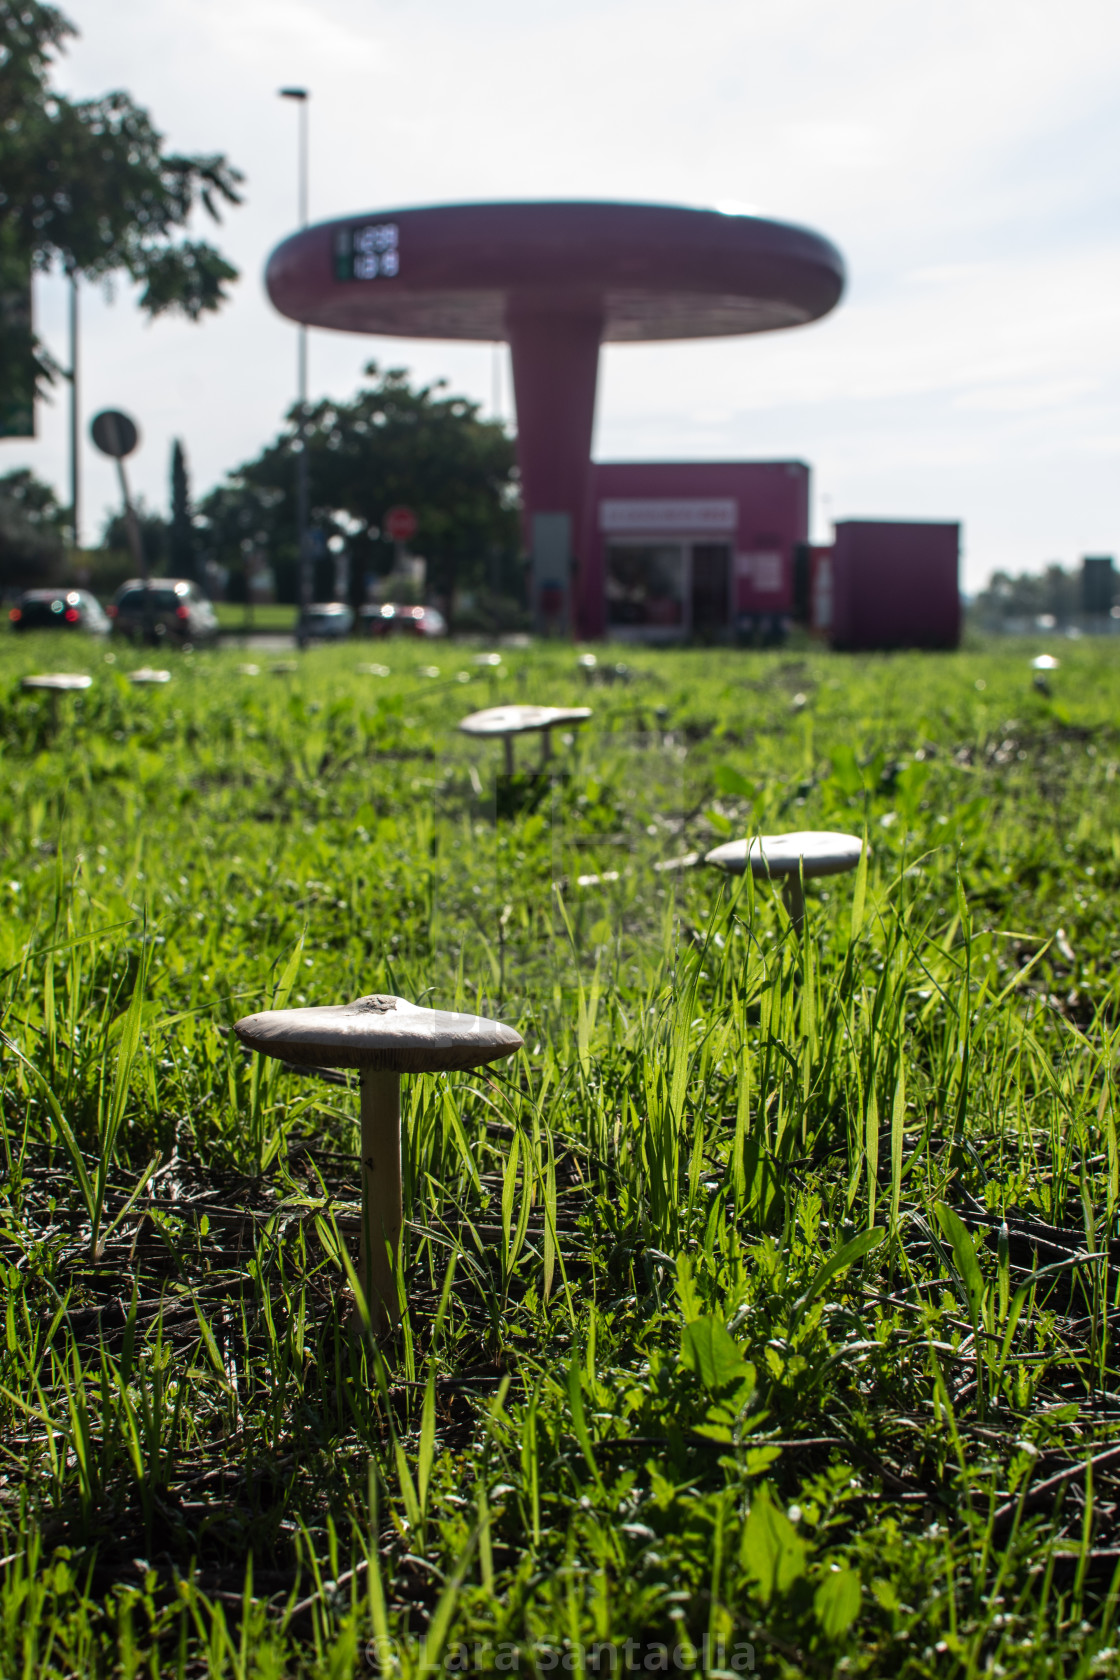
[233,993,522,1331]
[653,851,701,874]
[20,672,92,722]
[1031,652,1059,696]
[21,673,92,692]
[704,830,863,932]
[129,667,171,685]
[459,702,592,773]
[237,663,261,676]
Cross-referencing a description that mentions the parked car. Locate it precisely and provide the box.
[8,588,110,634]
[108,579,218,647]
[297,602,355,642]
[359,603,447,639]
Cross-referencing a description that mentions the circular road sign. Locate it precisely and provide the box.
[384,505,418,543]
[90,410,139,459]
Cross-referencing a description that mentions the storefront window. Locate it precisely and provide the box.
[606,544,686,630]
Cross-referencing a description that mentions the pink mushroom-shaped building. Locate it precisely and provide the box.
[265,200,845,637]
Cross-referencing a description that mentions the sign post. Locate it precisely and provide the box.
[384,505,418,580]
[90,410,145,581]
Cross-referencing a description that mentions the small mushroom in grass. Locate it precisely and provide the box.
[704,830,863,931]
[21,672,92,723]
[129,667,171,685]
[21,672,92,692]
[1031,653,1059,696]
[233,993,522,1330]
[653,851,700,874]
[459,702,592,773]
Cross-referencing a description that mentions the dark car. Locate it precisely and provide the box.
[9,588,110,634]
[359,603,447,639]
[297,602,355,642]
[108,578,218,647]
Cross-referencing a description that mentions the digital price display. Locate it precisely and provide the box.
[334,223,400,282]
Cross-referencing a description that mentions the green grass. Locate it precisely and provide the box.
[1,630,1120,1676]
[213,603,297,632]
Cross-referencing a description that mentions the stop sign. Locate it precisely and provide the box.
[384,505,418,543]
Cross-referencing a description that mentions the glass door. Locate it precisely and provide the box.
[605,543,687,638]
[690,544,732,638]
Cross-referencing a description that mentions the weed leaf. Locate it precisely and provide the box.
[795,1227,885,1318]
[814,1565,862,1637]
[740,1483,808,1603]
[680,1316,752,1392]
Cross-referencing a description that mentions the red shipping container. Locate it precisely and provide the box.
[830,519,960,651]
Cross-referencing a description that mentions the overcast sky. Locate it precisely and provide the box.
[7,0,1120,590]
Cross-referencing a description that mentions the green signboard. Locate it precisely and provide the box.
[0,249,35,438]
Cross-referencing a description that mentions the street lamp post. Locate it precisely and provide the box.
[68,273,80,550]
[279,86,311,618]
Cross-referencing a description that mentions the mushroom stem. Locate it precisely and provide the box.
[782,873,806,933]
[504,734,515,777]
[539,727,553,767]
[358,1069,403,1331]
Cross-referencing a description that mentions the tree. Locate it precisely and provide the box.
[100,498,168,573]
[197,365,522,614]
[0,465,65,587]
[0,1,243,396]
[972,564,1078,629]
[169,439,195,578]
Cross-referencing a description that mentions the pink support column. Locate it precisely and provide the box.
[506,301,602,638]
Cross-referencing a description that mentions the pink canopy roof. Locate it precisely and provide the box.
[265,200,844,343]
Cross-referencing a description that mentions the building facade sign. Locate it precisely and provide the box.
[736,552,783,593]
[599,499,738,535]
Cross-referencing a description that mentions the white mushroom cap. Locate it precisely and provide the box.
[459,704,592,738]
[1032,654,1060,671]
[234,993,523,1073]
[705,831,863,879]
[129,668,171,685]
[21,673,92,691]
[653,851,701,873]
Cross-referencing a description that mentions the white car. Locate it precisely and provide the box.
[298,602,355,641]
